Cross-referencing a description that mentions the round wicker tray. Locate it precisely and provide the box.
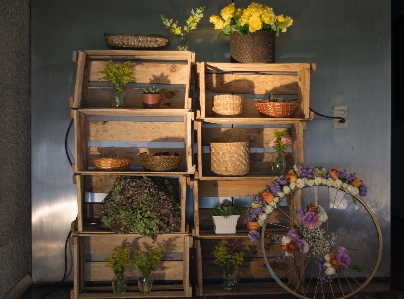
[104,33,169,49]
[255,101,298,118]
[92,157,133,171]
[140,152,182,172]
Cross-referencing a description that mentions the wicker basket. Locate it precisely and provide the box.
[230,31,275,63]
[104,33,169,49]
[210,142,250,176]
[212,94,243,117]
[140,152,182,171]
[92,157,133,171]
[255,101,298,118]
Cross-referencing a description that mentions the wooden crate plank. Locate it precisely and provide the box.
[76,176,85,232]
[73,110,88,173]
[72,51,87,109]
[197,179,271,197]
[84,50,193,61]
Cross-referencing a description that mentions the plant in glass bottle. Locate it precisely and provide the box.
[104,246,131,295]
[161,6,205,51]
[212,241,244,291]
[99,60,135,108]
[269,129,292,176]
[132,247,164,294]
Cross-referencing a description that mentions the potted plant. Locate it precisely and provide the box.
[211,199,244,234]
[104,246,131,295]
[132,247,164,294]
[141,86,161,109]
[99,60,135,108]
[212,241,244,291]
[268,129,292,176]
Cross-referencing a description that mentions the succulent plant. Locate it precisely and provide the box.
[101,176,181,241]
[142,86,161,94]
[211,200,244,218]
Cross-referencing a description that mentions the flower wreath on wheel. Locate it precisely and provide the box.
[246,164,366,283]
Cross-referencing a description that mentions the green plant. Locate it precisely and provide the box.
[212,241,244,275]
[132,247,164,277]
[99,60,135,93]
[101,176,181,241]
[142,86,161,94]
[104,246,131,275]
[211,200,244,218]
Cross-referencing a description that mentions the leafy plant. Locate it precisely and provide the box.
[212,241,244,275]
[132,247,164,278]
[101,176,181,241]
[211,200,244,218]
[99,60,135,93]
[104,246,131,275]
[142,86,161,94]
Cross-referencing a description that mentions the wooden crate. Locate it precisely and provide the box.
[71,50,195,110]
[196,62,315,122]
[71,233,192,298]
[72,109,195,175]
[194,121,304,179]
[73,174,188,234]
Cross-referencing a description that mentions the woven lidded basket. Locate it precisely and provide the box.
[212,94,243,117]
[210,142,250,176]
[92,157,133,171]
[104,33,169,49]
[255,101,298,118]
[230,31,275,63]
[140,152,182,171]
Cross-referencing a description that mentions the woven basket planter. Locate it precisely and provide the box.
[255,101,298,118]
[212,94,243,117]
[92,157,133,171]
[140,152,182,171]
[210,142,250,176]
[230,31,275,63]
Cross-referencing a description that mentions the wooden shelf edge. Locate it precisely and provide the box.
[74,171,193,176]
[195,117,313,124]
[193,175,275,181]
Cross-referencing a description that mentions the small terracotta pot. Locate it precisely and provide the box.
[247,221,259,230]
[142,94,161,109]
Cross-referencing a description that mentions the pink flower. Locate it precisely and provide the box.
[269,138,276,148]
[281,136,292,146]
[301,211,322,229]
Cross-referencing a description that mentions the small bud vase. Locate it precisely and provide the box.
[111,88,126,108]
[138,272,154,294]
[177,33,189,51]
[112,272,127,295]
[272,152,286,176]
[223,270,237,291]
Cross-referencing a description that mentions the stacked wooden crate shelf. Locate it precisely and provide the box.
[191,62,315,296]
[70,50,195,298]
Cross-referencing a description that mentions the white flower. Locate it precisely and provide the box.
[333,179,343,189]
[277,191,285,198]
[321,178,328,185]
[296,178,305,188]
[324,262,332,268]
[269,201,277,208]
[325,266,336,275]
[347,185,355,195]
[283,186,291,194]
[281,235,291,245]
[314,177,322,186]
[317,205,328,222]
[352,186,359,195]
[289,182,296,190]
[265,204,274,214]
[273,197,280,203]
[258,213,267,226]
[306,179,315,186]
[342,182,349,190]
[326,178,334,187]
[324,254,331,261]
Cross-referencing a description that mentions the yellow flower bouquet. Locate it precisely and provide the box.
[210,2,293,36]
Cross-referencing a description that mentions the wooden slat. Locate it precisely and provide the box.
[83,50,193,61]
[197,179,271,197]
[72,51,87,108]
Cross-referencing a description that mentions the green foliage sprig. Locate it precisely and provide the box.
[104,246,131,276]
[132,248,164,278]
[211,200,244,218]
[142,86,161,94]
[99,60,135,93]
[212,241,244,275]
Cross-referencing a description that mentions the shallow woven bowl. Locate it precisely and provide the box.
[255,101,298,118]
[140,153,182,172]
[92,157,133,171]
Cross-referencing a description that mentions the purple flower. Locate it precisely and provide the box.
[276,253,285,263]
[296,209,304,218]
[296,238,310,254]
[271,234,283,243]
[339,169,356,183]
[301,211,322,229]
[248,230,261,243]
[359,184,367,197]
[297,165,316,179]
[336,246,351,268]
[286,229,300,242]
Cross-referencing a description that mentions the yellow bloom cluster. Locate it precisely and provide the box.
[161,6,205,37]
[210,2,293,36]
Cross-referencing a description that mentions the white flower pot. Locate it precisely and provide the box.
[212,215,240,234]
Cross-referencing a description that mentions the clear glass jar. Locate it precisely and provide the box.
[112,272,127,295]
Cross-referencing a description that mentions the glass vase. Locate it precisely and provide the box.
[223,270,237,291]
[111,88,126,108]
[138,273,154,294]
[112,272,127,295]
[177,33,189,51]
[271,152,286,176]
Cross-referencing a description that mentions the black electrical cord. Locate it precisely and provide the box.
[309,107,345,123]
[34,230,72,299]
[65,119,74,166]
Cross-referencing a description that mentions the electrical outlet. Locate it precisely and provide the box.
[333,106,348,129]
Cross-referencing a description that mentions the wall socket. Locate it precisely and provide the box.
[333,106,348,129]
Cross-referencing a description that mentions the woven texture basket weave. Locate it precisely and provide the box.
[210,142,250,176]
[212,94,243,117]
[140,153,182,171]
[230,31,275,63]
[255,101,298,118]
[92,157,133,171]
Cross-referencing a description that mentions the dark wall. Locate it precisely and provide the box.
[0,0,31,297]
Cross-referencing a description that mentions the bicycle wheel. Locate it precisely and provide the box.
[261,185,382,299]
